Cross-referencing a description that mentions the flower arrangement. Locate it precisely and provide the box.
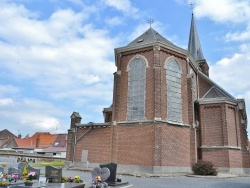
[11,174,18,182]
[61,176,83,183]
[1,173,18,182]
[74,176,83,183]
[0,181,9,187]
[92,176,108,188]
[25,171,36,182]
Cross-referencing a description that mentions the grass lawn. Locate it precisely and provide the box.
[31,161,65,167]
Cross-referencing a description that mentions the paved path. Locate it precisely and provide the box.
[40,167,250,188]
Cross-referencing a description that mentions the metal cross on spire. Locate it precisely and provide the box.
[190,2,194,15]
[147,18,154,28]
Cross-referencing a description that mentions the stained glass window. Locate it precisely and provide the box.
[127,58,146,121]
[166,59,182,122]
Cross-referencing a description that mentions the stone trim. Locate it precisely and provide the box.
[197,98,238,105]
[200,146,242,150]
[116,120,190,127]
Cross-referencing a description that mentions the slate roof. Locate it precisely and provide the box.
[127,27,177,48]
[199,71,235,99]
[0,129,16,139]
[52,134,67,147]
[188,14,204,61]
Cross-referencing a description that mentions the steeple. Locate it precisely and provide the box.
[188,13,204,61]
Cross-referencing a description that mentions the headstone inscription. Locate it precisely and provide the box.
[45,166,62,183]
[27,166,40,180]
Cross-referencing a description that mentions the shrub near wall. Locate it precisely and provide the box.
[192,160,218,176]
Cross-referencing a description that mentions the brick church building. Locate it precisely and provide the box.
[66,14,250,174]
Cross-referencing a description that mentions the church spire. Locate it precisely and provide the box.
[188,13,204,61]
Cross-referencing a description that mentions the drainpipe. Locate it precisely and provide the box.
[72,122,94,164]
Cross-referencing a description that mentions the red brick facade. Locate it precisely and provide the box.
[66,28,249,174]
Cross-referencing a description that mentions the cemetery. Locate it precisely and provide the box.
[0,156,133,187]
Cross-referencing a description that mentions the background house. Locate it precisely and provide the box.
[0,130,67,158]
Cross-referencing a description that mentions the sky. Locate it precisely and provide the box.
[1,0,250,138]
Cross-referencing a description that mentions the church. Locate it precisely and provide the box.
[66,14,250,174]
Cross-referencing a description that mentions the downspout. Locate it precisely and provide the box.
[76,125,93,142]
[73,123,93,164]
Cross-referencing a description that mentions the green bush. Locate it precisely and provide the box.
[192,160,218,176]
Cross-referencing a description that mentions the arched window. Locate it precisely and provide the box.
[127,57,146,121]
[166,58,182,122]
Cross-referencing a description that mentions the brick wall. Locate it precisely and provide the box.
[74,127,112,163]
[112,124,155,166]
[161,124,191,166]
[198,74,212,98]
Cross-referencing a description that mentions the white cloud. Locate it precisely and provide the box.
[105,16,123,26]
[193,0,250,23]
[0,1,119,135]
[225,24,250,42]
[210,51,250,96]
[102,0,138,16]
[0,98,13,106]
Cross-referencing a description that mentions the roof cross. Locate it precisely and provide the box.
[190,2,194,14]
[147,18,154,28]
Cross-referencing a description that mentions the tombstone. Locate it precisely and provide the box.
[99,163,129,186]
[8,167,21,179]
[91,167,110,182]
[99,163,117,183]
[0,167,4,173]
[45,166,62,183]
[27,166,40,180]
[18,162,25,173]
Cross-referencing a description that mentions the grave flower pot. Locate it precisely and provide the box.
[24,182,33,186]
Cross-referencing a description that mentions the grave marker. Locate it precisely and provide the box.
[45,166,62,183]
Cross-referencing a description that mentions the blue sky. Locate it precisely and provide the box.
[1,0,250,137]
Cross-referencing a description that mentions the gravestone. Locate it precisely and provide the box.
[100,163,129,186]
[45,166,62,183]
[27,166,40,180]
[100,163,117,183]
[8,167,21,178]
[18,162,25,172]
[0,167,4,173]
[91,167,110,182]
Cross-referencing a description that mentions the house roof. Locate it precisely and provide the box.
[0,138,14,148]
[15,132,58,149]
[15,137,36,148]
[0,129,16,140]
[37,146,66,153]
[52,134,67,147]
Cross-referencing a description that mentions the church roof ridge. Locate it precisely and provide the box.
[126,27,177,48]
